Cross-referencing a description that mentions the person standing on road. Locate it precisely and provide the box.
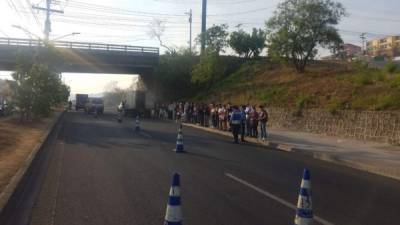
[250,105,259,138]
[259,105,268,141]
[240,105,247,142]
[245,104,251,136]
[230,106,243,144]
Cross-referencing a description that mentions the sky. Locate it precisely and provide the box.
[0,0,399,93]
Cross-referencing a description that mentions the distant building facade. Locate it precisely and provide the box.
[367,36,400,59]
[338,43,362,60]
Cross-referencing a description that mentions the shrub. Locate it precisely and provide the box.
[390,75,400,89]
[295,94,313,110]
[384,62,399,74]
[325,98,345,114]
[259,86,289,105]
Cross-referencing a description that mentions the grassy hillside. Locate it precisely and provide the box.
[196,60,400,112]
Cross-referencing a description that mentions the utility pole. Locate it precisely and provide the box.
[201,0,207,55]
[33,0,63,41]
[185,9,193,54]
[360,32,366,55]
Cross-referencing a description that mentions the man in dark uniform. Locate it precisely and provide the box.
[230,105,243,144]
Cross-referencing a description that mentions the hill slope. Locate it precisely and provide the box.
[197,60,400,112]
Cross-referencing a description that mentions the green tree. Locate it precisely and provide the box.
[11,58,70,121]
[249,28,267,58]
[153,48,199,100]
[266,0,346,72]
[229,29,252,58]
[229,28,266,58]
[191,50,222,89]
[196,24,229,55]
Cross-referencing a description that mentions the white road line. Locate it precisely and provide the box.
[225,173,334,225]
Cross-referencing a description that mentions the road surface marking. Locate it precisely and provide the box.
[225,173,334,225]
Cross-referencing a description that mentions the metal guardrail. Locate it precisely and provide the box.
[0,37,159,55]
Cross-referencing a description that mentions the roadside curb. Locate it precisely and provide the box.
[183,123,400,181]
[182,123,295,153]
[0,110,65,213]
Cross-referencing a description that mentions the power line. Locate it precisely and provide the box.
[66,0,187,17]
[0,29,9,37]
[33,0,64,40]
[153,0,262,5]
[207,5,276,17]
[24,0,42,28]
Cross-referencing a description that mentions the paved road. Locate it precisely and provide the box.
[1,111,400,225]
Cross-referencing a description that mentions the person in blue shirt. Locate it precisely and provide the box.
[230,106,243,144]
[240,105,247,142]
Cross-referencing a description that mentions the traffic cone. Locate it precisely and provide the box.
[117,112,122,123]
[175,123,184,153]
[135,115,140,132]
[294,169,313,225]
[164,173,182,225]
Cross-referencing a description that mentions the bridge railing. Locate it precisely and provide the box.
[0,37,159,55]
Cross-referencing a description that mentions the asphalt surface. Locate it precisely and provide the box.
[1,111,400,225]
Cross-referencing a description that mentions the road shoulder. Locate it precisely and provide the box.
[183,122,400,181]
[0,110,65,212]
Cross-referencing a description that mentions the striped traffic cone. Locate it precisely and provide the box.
[175,123,184,153]
[135,115,140,132]
[117,112,122,123]
[294,169,313,225]
[164,173,182,225]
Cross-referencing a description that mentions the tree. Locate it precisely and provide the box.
[191,50,222,89]
[229,28,266,58]
[266,0,346,72]
[196,24,229,55]
[148,19,176,54]
[229,29,252,58]
[249,28,267,58]
[11,56,70,121]
[153,48,199,100]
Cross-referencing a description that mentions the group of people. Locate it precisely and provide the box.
[154,102,269,144]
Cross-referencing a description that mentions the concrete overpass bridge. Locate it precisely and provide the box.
[0,37,159,75]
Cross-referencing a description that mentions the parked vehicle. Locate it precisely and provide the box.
[75,94,89,111]
[0,99,9,116]
[85,97,104,114]
[123,90,155,117]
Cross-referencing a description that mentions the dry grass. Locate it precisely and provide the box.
[0,115,55,193]
[204,60,400,111]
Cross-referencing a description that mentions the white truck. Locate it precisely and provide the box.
[123,90,155,117]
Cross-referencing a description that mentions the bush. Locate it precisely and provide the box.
[259,86,289,105]
[295,94,314,110]
[390,75,400,89]
[384,62,400,74]
[351,94,400,110]
[325,98,345,114]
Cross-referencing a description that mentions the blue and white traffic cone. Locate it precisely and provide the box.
[294,169,313,225]
[135,115,140,132]
[117,112,122,123]
[164,173,182,225]
[175,123,184,153]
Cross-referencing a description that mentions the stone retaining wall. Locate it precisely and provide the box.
[268,108,400,145]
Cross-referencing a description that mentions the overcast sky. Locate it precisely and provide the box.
[0,0,399,94]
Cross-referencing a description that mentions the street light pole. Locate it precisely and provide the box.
[185,9,192,54]
[12,25,41,40]
[51,32,80,41]
[32,0,64,41]
[201,0,207,55]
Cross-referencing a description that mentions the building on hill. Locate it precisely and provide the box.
[367,35,400,59]
[337,43,362,60]
[321,43,362,61]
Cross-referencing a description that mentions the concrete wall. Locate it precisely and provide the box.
[268,108,400,145]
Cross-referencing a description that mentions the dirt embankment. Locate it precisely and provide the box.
[0,115,57,193]
[201,61,400,111]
